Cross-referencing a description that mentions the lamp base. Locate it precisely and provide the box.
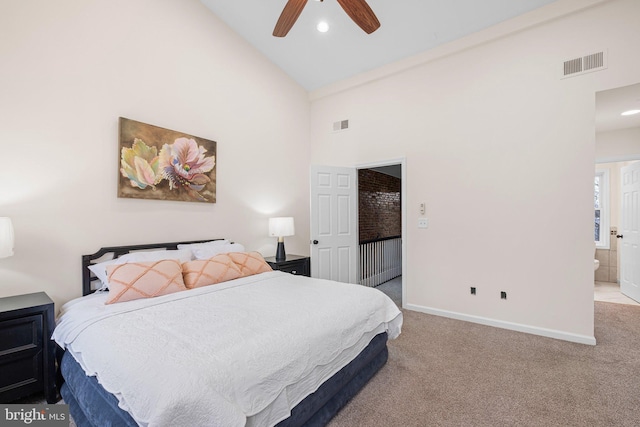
[275,241,286,262]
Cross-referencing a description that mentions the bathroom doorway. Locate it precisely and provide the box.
[594,160,640,306]
[594,82,640,305]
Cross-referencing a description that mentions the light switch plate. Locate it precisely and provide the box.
[418,218,428,228]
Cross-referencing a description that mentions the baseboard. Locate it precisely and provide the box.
[404,304,597,345]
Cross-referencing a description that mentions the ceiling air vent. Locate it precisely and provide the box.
[332,119,349,132]
[562,50,607,79]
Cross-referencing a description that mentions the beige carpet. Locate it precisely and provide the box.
[328,302,640,427]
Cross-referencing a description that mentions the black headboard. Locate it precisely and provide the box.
[81,239,225,296]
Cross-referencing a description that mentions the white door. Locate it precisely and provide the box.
[310,165,358,283]
[620,161,640,303]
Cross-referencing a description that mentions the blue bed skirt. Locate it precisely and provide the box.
[59,332,388,427]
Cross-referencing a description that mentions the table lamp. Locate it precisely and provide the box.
[269,217,294,262]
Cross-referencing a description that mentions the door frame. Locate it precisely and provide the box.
[357,157,407,308]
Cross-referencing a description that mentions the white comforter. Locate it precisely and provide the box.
[53,271,402,427]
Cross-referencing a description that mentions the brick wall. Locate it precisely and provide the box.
[358,169,401,242]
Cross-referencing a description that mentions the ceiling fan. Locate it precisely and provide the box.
[273,0,380,37]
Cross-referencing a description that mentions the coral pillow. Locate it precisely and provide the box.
[105,259,186,304]
[89,249,193,292]
[182,254,243,289]
[228,252,273,277]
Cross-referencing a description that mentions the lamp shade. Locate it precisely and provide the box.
[269,217,295,237]
[0,217,14,258]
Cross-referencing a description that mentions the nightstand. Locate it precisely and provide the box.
[265,255,311,277]
[0,292,57,403]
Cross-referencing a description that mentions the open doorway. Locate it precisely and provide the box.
[594,82,640,306]
[357,163,403,306]
[594,160,640,306]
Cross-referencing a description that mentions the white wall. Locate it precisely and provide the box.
[309,0,640,343]
[596,127,640,162]
[0,0,311,307]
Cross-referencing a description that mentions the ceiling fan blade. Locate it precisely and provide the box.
[273,0,308,37]
[336,0,380,34]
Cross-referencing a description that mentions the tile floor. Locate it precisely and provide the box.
[594,281,640,306]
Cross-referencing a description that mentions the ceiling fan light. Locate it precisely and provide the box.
[621,109,640,116]
[317,21,329,33]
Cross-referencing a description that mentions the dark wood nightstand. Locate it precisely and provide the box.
[265,255,311,277]
[0,292,57,403]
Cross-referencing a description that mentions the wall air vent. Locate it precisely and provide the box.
[332,119,349,132]
[562,50,607,79]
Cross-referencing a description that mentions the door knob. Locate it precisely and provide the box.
[312,240,319,245]
[616,234,624,239]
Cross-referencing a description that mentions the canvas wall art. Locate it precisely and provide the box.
[118,117,216,203]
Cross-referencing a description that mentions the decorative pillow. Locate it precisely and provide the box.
[192,243,246,260]
[182,254,243,289]
[228,252,273,277]
[89,249,193,291]
[105,259,186,304]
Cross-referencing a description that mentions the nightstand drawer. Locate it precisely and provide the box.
[0,314,44,396]
[0,351,43,394]
[278,262,307,276]
[0,314,43,355]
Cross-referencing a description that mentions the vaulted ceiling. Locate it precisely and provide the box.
[200,0,639,132]
[200,0,558,91]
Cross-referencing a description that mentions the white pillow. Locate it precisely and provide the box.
[176,240,230,251]
[88,259,116,291]
[192,243,246,260]
[117,249,193,264]
[88,249,193,291]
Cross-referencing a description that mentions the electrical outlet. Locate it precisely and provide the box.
[501,291,507,300]
[418,218,428,229]
[470,287,476,295]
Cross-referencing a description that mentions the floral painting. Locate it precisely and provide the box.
[118,118,216,203]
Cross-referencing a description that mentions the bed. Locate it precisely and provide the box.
[53,239,402,427]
